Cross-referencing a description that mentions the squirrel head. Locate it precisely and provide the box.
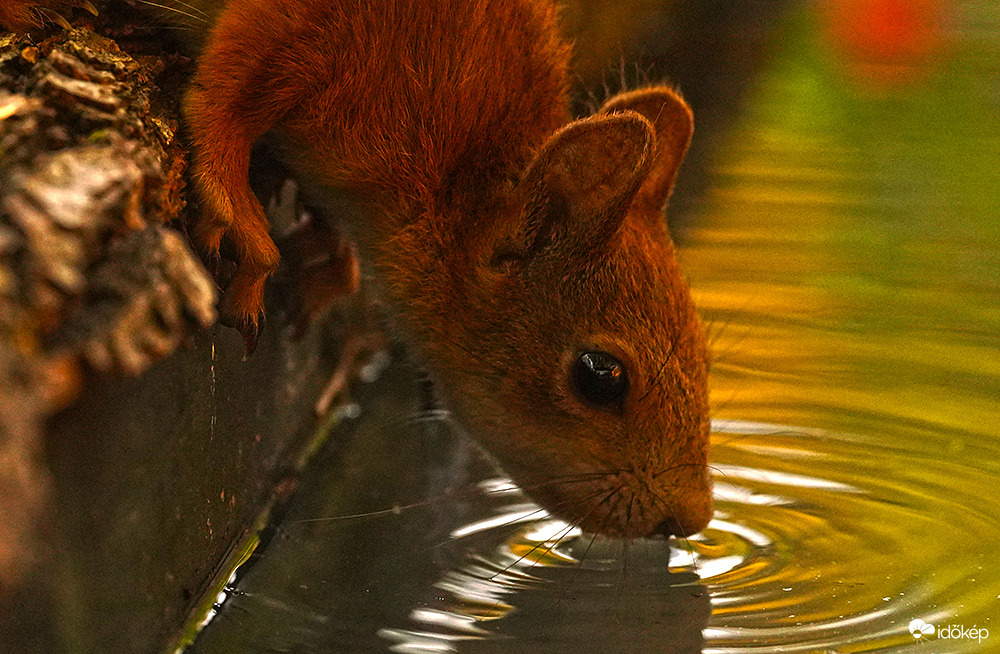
[409,87,711,538]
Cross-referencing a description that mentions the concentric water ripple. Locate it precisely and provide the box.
[376,419,998,653]
[698,420,998,653]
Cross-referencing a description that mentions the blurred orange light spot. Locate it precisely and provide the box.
[823,0,945,90]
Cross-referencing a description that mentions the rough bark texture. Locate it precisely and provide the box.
[0,26,215,592]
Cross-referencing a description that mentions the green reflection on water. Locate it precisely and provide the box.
[688,1,1000,444]
[683,0,999,648]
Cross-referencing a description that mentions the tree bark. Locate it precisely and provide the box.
[1,23,215,589]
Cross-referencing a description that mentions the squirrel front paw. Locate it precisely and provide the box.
[218,292,264,356]
[194,216,279,355]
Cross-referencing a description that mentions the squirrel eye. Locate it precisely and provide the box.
[572,351,628,409]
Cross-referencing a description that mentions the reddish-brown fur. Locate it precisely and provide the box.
[2,0,712,537]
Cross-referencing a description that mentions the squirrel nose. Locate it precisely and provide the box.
[653,517,691,538]
[652,500,713,538]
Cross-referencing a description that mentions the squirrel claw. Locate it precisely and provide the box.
[219,308,263,357]
[240,319,260,358]
[80,0,98,16]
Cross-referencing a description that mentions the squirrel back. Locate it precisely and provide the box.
[1,0,713,539]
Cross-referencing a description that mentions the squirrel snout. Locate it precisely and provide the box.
[651,490,714,538]
[653,513,708,539]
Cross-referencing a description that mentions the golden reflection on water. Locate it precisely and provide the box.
[679,1,1000,650]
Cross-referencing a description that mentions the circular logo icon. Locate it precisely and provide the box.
[909,619,935,639]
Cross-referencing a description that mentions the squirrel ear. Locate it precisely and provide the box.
[499,113,654,265]
[600,86,693,213]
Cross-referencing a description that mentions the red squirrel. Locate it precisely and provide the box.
[1,0,713,538]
